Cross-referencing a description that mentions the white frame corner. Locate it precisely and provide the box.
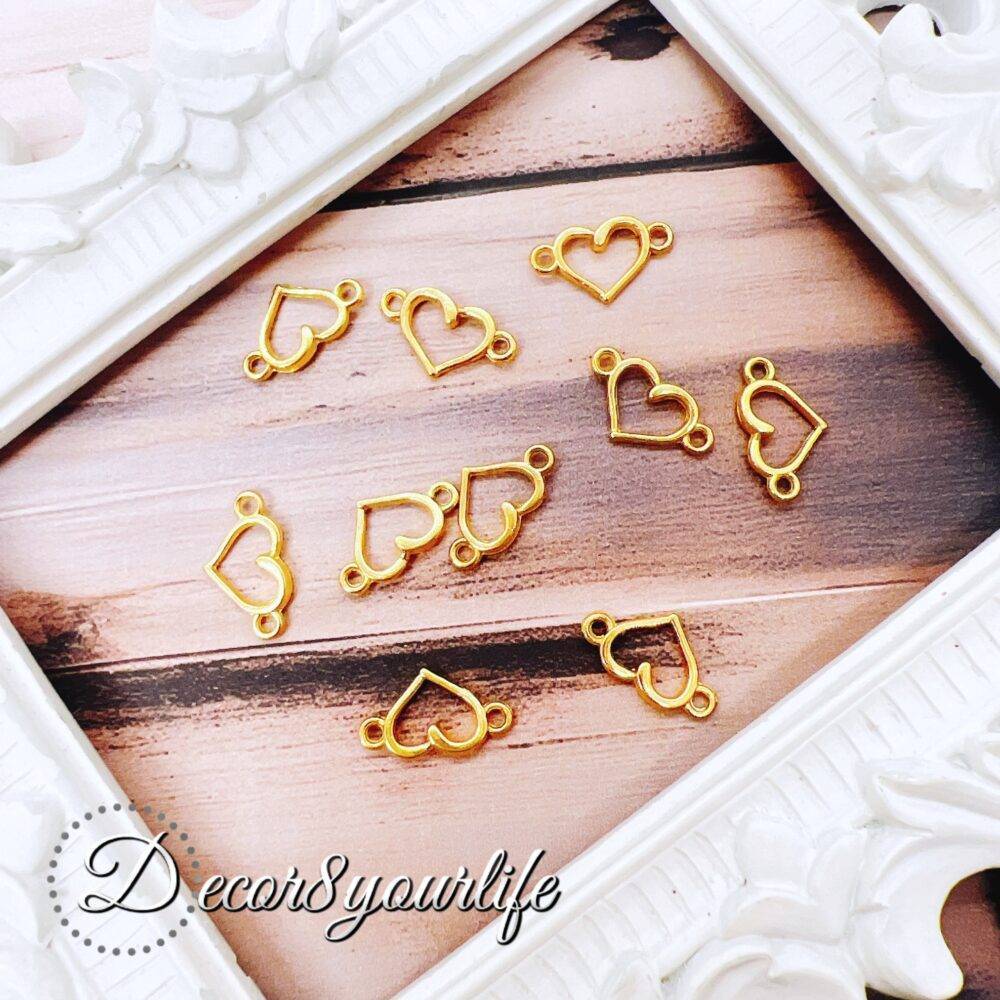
[1,2,998,998]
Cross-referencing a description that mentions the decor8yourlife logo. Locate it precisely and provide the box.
[45,802,562,958]
[45,803,203,959]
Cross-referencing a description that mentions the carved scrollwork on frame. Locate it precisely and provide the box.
[408,537,1000,1000]
[0,614,263,998]
[0,0,388,267]
[630,730,1000,1000]
[866,2,1000,206]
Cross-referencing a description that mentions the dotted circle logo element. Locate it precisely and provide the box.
[47,802,202,957]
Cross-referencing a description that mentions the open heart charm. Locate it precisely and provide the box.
[737,356,827,502]
[450,445,555,569]
[360,668,513,759]
[591,347,713,455]
[582,611,717,718]
[530,215,673,304]
[380,286,517,378]
[243,280,364,381]
[340,481,460,595]
[204,491,294,640]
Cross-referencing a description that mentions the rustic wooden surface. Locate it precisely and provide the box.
[2,3,998,998]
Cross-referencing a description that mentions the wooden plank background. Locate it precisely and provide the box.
[2,3,998,998]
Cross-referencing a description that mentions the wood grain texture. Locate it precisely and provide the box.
[3,165,998,666]
[1,3,998,999]
[0,2,777,192]
[347,2,781,204]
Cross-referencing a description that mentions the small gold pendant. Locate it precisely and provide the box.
[736,356,827,502]
[244,280,364,381]
[591,347,713,455]
[360,668,513,758]
[450,445,555,569]
[581,611,716,718]
[380,286,517,378]
[204,491,294,640]
[340,481,460,595]
[530,215,673,304]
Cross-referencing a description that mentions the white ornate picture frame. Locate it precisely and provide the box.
[0,0,608,447]
[1,1,997,998]
[406,526,1000,1000]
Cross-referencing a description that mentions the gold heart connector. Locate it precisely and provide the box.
[244,280,364,381]
[380,286,517,378]
[737,356,827,502]
[341,481,460,595]
[450,445,555,570]
[530,215,673,304]
[581,611,716,718]
[360,668,513,759]
[591,347,713,455]
[204,491,294,640]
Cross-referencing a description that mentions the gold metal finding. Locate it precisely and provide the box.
[450,445,555,570]
[244,281,364,381]
[360,668,513,759]
[591,347,713,455]
[380,286,517,378]
[204,491,294,640]
[581,611,716,718]
[341,481,460,595]
[736,356,828,502]
[530,215,673,304]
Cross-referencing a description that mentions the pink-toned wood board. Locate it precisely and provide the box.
[1,3,997,998]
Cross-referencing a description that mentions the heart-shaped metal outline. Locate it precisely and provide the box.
[450,445,555,569]
[359,668,513,758]
[340,482,460,595]
[204,491,293,640]
[591,347,713,455]
[582,611,717,718]
[530,215,673,305]
[737,356,828,502]
[381,286,516,379]
[244,281,363,381]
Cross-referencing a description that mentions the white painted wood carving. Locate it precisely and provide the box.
[406,531,1000,999]
[0,0,352,265]
[868,3,1000,207]
[0,614,262,999]
[2,2,999,998]
[0,0,606,446]
[652,0,1000,387]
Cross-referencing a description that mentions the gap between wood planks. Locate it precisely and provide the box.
[326,144,793,212]
[321,0,788,211]
[42,574,931,678]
